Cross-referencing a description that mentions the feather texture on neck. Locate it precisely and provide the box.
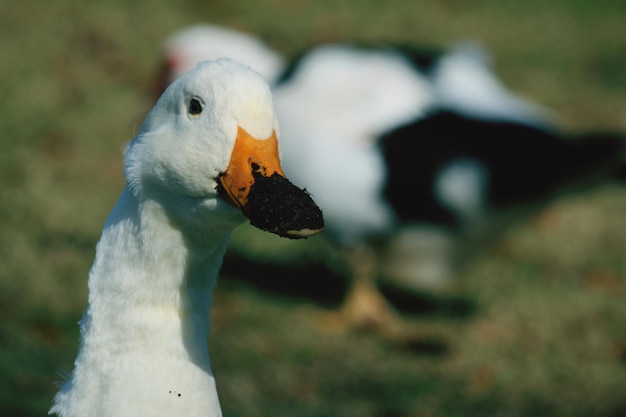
[51,186,237,417]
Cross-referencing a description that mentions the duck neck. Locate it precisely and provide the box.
[52,187,236,417]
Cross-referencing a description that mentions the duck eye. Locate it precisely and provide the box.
[188,98,203,115]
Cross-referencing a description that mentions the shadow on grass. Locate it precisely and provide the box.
[220,252,478,320]
[221,252,348,308]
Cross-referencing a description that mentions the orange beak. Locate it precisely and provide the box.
[218,127,285,209]
[218,127,324,239]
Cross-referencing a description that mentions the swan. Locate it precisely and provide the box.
[49,58,323,417]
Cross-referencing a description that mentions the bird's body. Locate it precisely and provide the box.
[50,59,323,417]
[273,42,563,234]
[157,25,624,328]
[274,43,623,297]
[382,110,621,228]
[274,45,435,244]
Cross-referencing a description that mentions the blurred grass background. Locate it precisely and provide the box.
[1,0,626,416]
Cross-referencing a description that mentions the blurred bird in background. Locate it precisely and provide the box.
[156,24,626,332]
[155,25,286,94]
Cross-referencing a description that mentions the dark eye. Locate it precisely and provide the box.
[188,98,203,115]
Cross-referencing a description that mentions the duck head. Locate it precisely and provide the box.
[124,59,323,239]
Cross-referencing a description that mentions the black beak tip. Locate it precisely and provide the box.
[243,173,324,239]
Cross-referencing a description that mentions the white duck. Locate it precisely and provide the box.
[49,59,323,417]
[273,43,623,326]
[156,26,624,330]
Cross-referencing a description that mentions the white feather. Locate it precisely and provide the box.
[274,45,436,243]
[50,59,280,417]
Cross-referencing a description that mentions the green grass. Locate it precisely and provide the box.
[1,0,626,416]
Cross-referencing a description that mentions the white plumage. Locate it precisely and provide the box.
[274,45,434,245]
[50,59,322,417]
